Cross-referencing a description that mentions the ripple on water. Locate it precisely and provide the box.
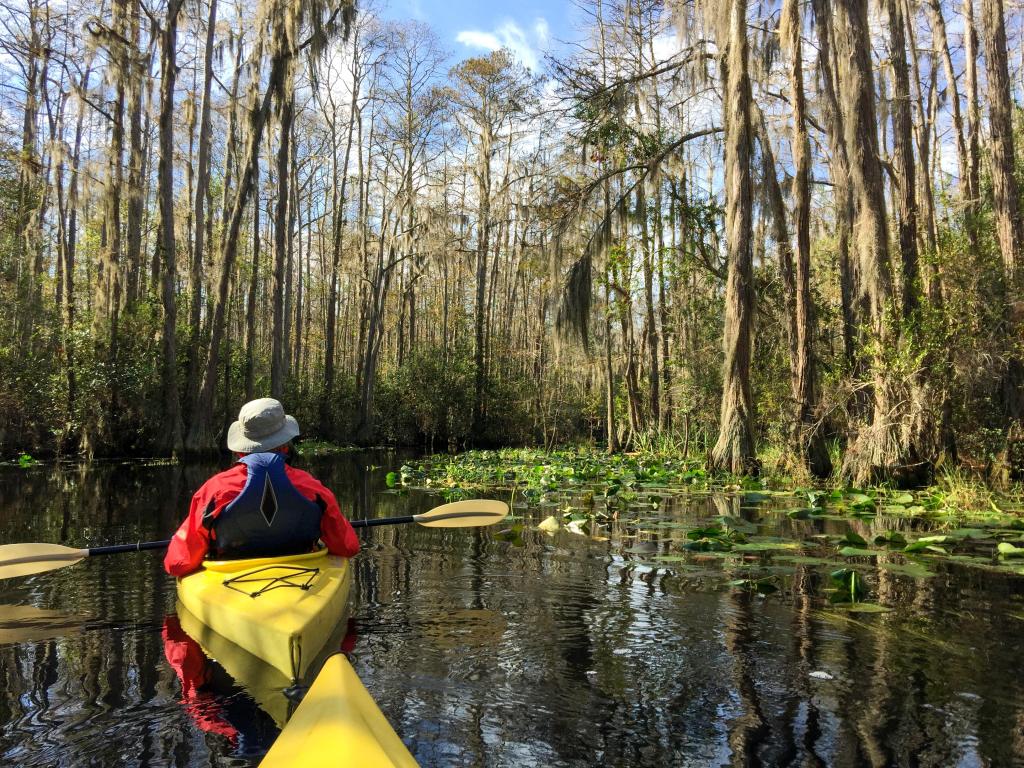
[3,457,1024,767]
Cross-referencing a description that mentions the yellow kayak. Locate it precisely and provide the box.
[175,601,296,726]
[260,653,418,768]
[176,549,351,681]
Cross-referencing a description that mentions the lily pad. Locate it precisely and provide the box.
[537,516,560,533]
[732,540,801,552]
[838,546,876,557]
[944,528,990,540]
[830,602,892,614]
[845,492,873,505]
[874,531,907,546]
[903,535,949,553]
[841,531,868,547]
[728,577,778,594]
[774,555,836,566]
[683,537,732,552]
[717,515,757,533]
[997,542,1024,558]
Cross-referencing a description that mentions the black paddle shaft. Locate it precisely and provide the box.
[84,516,414,555]
[350,515,415,529]
[89,540,171,556]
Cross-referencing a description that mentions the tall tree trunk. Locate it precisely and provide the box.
[293,205,306,382]
[473,121,492,442]
[980,0,1024,279]
[322,59,358,431]
[924,0,970,207]
[284,141,298,384]
[889,0,936,474]
[636,182,660,428]
[271,63,295,398]
[15,0,41,347]
[979,0,1024,477]
[84,0,128,457]
[708,0,757,476]
[187,40,286,452]
[758,111,799,417]
[596,0,619,453]
[190,0,218,368]
[907,1,956,462]
[963,0,982,213]
[93,0,127,350]
[834,0,919,485]
[886,0,921,319]
[782,0,831,477]
[811,0,858,376]
[155,0,185,456]
[64,62,93,427]
[187,28,242,416]
[124,0,145,309]
[904,6,940,265]
[244,159,261,401]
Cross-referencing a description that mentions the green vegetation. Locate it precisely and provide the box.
[396,446,1022,512]
[392,446,1024,612]
[1,0,1023,490]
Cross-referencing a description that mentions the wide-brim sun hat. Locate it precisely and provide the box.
[227,397,301,453]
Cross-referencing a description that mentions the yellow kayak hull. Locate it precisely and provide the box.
[260,654,418,768]
[176,550,351,681]
[175,601,295,727]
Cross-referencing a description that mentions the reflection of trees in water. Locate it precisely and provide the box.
[709,494,768,764]
[0,462,203,764]
[723,592,769,766]
[4,457,1024,766]
[850,571,896,766]
[787,566,826,767]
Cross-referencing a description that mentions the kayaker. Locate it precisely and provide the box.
[164,398,360,576]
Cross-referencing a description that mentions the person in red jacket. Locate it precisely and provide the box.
[164,398,360,577]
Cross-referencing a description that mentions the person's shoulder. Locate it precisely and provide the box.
[285,464,329,490]
[195,463,246,496]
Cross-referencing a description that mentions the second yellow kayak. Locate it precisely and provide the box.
[260,653,418,768]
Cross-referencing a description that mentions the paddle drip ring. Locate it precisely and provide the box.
[222,565,320,598]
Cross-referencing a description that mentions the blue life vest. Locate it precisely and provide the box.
[210,452,323,559]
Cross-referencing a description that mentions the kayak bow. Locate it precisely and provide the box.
[260,653,418,768]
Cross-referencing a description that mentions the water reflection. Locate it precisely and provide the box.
[0,455,1022,766]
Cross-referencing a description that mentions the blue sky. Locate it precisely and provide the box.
[378,0,579,72]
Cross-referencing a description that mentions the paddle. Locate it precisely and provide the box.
[0,499,509,580]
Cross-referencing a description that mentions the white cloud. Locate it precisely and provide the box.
[456,30,504,51]
[455,17,551,72]
[534,18,550,47]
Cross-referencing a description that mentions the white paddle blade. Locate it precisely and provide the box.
[0,543,89,580]
[414,499,509,528]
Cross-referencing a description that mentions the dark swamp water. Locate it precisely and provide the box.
[1,451,1023,767]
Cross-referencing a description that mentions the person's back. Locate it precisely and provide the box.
[164,398,359,577]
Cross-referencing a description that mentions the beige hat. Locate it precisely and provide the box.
[226,397,300,453]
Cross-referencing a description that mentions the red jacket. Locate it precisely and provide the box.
[164,462,360,576]
[162,615,239,744]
